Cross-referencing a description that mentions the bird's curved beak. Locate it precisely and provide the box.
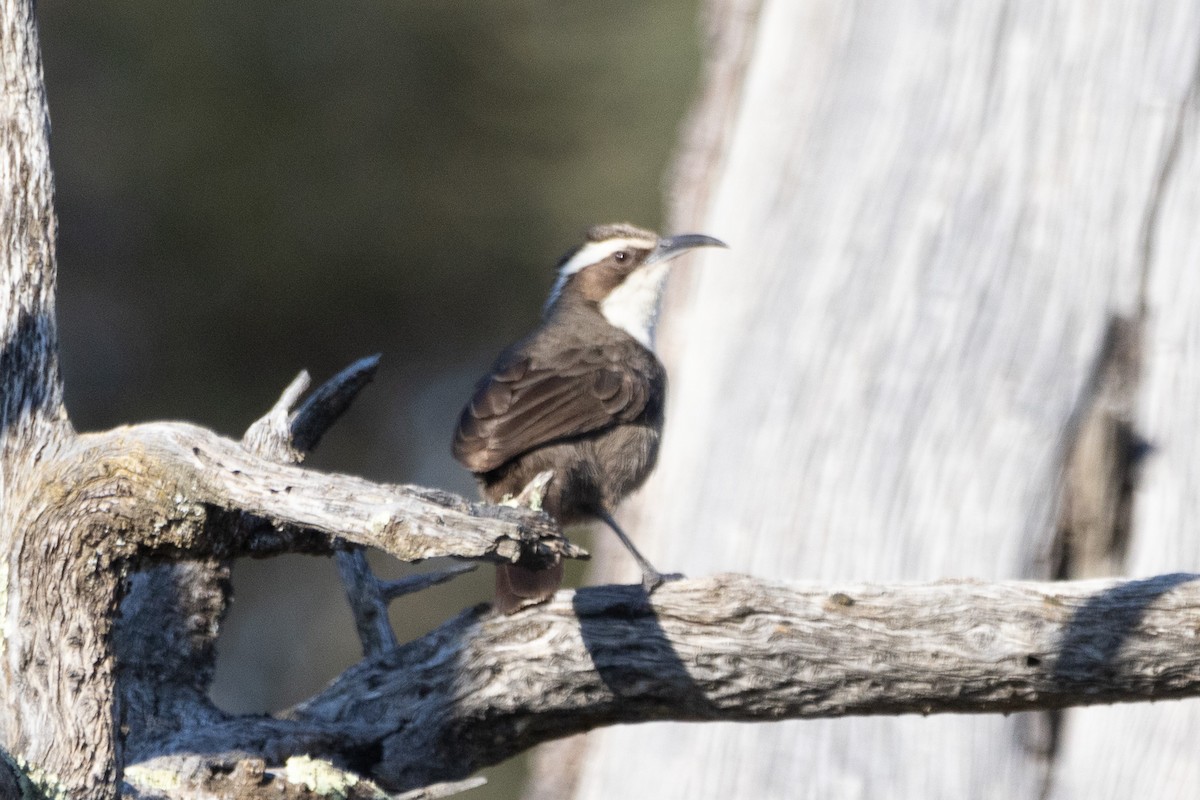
[645,233,728,266]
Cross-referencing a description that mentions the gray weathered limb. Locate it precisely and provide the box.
[53,421,571,566]
[120,572,1200,793]
[336,547,403,655]
[241,355,477,659]
[121,355,405,759]
[123,755,486,800]
[4,406,573,799]
[245,359,400,659]
[295,356,477,658]
[238,356,478,659]
[337,556,482,659]
[9,0,1200,797]
[380,563,479,601]
[0,0,68,450]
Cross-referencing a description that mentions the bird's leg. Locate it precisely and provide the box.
[596,508,684,593]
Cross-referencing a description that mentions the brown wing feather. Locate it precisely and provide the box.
[452,348,653,474]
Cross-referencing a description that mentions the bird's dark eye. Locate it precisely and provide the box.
[613,251,629,263]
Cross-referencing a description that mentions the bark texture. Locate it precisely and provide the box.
[115,571,1200,796]
[1,0,107,792]
[562,1,1200,799]
[7,0,1200,799]
[0,9,571,787]
[0,399,571,798]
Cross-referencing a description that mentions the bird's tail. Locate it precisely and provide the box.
[494,558,564,614]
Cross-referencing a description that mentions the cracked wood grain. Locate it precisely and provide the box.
[576,3,1200,800]
[121,354,425,764]
[9,0,1200,797]
[122,572,1200,794]
[5,409,574,799]
[50,422,572,567]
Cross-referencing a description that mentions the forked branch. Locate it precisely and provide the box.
[122,571,1200,794]
[240,355,482,658]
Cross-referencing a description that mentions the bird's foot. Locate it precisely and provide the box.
[641,570,685,594]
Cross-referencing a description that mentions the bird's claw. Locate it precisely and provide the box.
[642,571,685,594]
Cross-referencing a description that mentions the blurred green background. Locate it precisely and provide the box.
[39,1,703,795]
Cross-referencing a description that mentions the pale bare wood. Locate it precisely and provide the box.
[244,355,478,660]
[46,421,570,565]
[0,0,567,789]
[1045,33,1200,800]
[116,366,352,769]
[7,0,1200,796]
[4,413,571,798]
[119,354,465,761]
[120,572,1200,795]
[0,0,68,446]
[1,0,112,793]
[246,361,404,655]
[568,2,1200,799]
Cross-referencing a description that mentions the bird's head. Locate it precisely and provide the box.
[544,222,726,347]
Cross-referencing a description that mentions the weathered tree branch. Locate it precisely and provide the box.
[336,550,479,658]
[5,344,576,800]
[7,0,1200,795]
[118,571,1200,793]
[44,421,574,568]
[242,354,382,461]
[379,563,479,602]
[242,354,481,659]
[123,754,487,800]
[2,392,576,799]
[118,355,442,768]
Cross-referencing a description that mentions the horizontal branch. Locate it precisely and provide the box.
[131,572,1200,793]
[52,421,581,568]
[122,754,485,800]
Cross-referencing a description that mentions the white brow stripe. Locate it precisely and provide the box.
[544,236,655,313]
[557,238,650,278]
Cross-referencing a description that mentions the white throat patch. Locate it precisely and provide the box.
[599,261,671,348]
[544,236,654,313]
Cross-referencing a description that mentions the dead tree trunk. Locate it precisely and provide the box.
[0,7,570,798]
[6,1,1200,799]
[548,1,1200,798]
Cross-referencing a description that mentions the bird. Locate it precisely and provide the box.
[452,222,726,613]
